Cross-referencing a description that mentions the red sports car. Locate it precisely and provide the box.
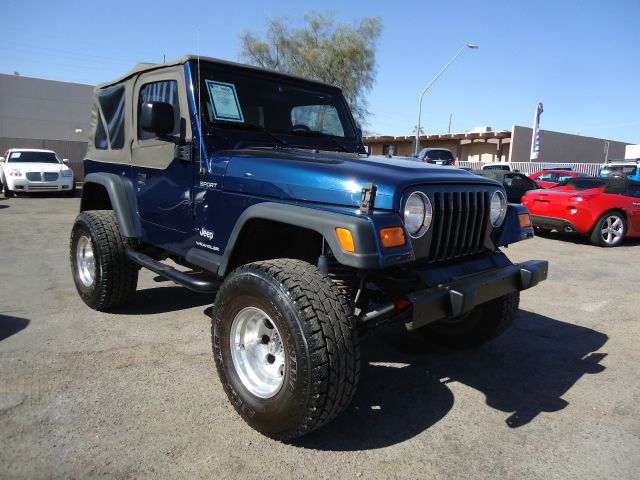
[522,177,640,247]
[529,169,591,188]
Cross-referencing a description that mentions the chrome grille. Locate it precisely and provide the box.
[428,191,490,262]
[25,172,58,181]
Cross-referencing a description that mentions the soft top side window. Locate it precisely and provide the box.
[138,80,180,141]
[95,85,125,150]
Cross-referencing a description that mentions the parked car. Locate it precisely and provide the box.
[522,177,640,247]
[0,149,75,197]
[477,171,540,203]
[69,55,548,440]
[481,162,516,172]
[529,169,592,188]
[598,160,640,182]
[416,147,455,165]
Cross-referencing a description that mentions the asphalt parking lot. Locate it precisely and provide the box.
[1,195,639,480]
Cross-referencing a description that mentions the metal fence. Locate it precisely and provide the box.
[0,137,87,179]
[457,161,603,176]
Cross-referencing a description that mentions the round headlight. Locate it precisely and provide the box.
[490,190,507,226]
[404,192,432,238]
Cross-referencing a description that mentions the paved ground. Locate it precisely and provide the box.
[0,194,639,480]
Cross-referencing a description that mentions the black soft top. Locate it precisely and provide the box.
[563,177,640,194]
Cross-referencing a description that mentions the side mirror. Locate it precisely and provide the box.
[62,158,69,164]
[0,157,4,163]
[140,102,174,135]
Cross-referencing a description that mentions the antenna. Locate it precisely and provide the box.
[197,27,205,176]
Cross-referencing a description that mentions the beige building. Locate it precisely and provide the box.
[365,125,631,164]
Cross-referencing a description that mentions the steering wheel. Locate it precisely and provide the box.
[290,124,311,132]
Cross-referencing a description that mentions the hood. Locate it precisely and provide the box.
[221,148,499,210]
[4,162,70,173]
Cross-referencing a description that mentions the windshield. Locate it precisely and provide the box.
[198,62,358,150]
[424,150,454,161]
[8,151,61,164]
[601,165,638,175]
[484,165,510,171]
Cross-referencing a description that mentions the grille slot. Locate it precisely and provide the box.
[428,190,489,262]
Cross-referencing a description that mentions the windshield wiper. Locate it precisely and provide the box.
[212,121,289,148]
[288,129,350,153]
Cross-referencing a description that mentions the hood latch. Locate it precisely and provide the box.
[359,183,377,214]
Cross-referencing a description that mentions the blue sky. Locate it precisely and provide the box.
[1,0,638,143]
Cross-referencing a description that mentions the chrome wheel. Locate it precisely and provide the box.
[230,307,286,398]
[600,215,624,246]
[76,235,96,287]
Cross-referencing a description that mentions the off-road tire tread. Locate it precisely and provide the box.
[213,258,360,440]
[71,210,138,310]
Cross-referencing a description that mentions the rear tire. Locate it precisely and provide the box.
[590,212,626,247]
[212,259,360,440]
[70,210,138,310]
[417,292,519,349]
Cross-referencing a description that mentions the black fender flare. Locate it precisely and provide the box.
[215,202,381,276]
[81,173,142,238]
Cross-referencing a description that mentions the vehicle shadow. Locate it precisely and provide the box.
[537,230,640,248]
[295,310,607,451]
[0,314,30,341]
[0,205,9,209]
[110,286,213,315]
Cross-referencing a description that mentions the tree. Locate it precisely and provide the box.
[239,12,382,125]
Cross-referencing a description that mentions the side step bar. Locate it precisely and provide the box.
[125,250,220,293]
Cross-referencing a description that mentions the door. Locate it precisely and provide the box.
[131,72,193,235]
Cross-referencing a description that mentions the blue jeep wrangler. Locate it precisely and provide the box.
[70,56,548,440]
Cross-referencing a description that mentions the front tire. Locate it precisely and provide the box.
[70,210,139,310]
[3,179,14,198]
[212,259,360,440]
[590,212,626,247]
[417,292,519,349]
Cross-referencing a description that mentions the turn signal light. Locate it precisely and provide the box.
[335,228,355,253]
[519,213,532,228]
[380,226,406,248]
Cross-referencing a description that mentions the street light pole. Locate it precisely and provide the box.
[414,44,479,156]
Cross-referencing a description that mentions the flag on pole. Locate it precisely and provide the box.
[530,101,544,161]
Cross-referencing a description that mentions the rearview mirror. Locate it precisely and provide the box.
[140,102,174,135]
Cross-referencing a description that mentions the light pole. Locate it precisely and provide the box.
[414,44,479,156]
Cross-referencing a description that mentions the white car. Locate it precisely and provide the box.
[0,149,75,197]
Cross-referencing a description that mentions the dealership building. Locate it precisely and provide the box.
[0,72,633,178]
[365,126,631,165]
[0,73,93,177]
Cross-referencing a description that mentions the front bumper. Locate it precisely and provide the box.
[8,177,74,192]
[406,259,548,330]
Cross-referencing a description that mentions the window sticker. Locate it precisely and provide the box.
[205,80,244,123]
[10,152,21,158]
